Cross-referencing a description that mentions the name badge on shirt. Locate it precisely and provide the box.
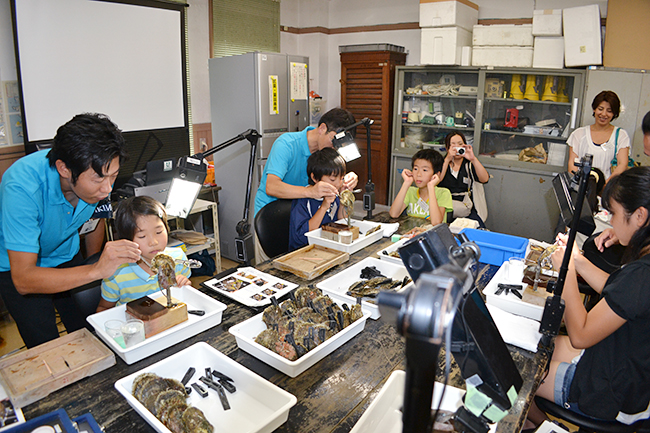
[463,177,470,185]
[79,218,100,235]
[417,197,429,213]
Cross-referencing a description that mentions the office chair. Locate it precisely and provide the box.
[534,396,650,433]
[254,199,293,259]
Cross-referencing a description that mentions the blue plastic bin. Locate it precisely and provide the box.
[460,228,528,266]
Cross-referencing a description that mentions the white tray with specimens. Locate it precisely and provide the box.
[229,302,371,378]
[317,257,413,320]
[115,342,297,433]
[87,286,226,364]
[305,219,384,254]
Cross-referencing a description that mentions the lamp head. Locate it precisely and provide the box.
[332,130,361,162]
[165,155,206,218]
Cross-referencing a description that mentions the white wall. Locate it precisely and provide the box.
[0,0,16,82]
[277,0,609,112]
[187,0,211,124]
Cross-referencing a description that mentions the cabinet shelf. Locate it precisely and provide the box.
[406,94,477,100]
[402,123,474,132]
[484,97,572,106]
[481,128,565,141]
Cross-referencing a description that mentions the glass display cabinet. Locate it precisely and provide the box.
[389,66,586,242]
[478,69,584,170]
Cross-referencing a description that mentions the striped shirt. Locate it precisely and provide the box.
[101,247,191,306]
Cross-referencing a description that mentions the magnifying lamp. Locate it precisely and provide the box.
[331,117,376,219]
[166,129,261,265]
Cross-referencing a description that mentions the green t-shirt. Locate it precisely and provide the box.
[403,186,453,222]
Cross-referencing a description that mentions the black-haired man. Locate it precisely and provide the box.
[0,113,141,347]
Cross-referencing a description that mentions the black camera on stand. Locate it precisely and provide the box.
[378,225,523,433]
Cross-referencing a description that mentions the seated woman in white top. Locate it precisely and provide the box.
[567,90,630,182]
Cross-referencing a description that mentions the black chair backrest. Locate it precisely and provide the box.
[254,199,293,259]
[534,396,650,433]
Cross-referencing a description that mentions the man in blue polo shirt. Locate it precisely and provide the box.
[253,108,359,260]
[254,108,359,215]
[0,113,142,348]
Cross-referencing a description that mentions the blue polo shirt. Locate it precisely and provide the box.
[254,127,314,215]
[0,150,97,271]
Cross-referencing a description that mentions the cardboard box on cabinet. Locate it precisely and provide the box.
[473,24,534,47]
[533,37,564,69]
[472,46,533,68]
[421,27,473,65]
[532,9,562,37]
[419,0,479,31]
[563,4,602,67]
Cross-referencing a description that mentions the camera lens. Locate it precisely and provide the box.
[457,147,465,155]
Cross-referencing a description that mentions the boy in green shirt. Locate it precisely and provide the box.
[389,148,452,224]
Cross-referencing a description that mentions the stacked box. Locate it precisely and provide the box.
[420,27,473,65]
[419,0,479,30]
[419,0,478,65]
[532,9,562,36]
[563,4,602,67]
[472,24,533,67]
[533,37,564,69]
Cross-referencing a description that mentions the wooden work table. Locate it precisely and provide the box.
[22,214,549,433]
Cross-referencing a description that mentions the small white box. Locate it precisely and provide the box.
[563,4,602,67]
[533,37,564,69]
[115,342,297,433]
[532,9,563,36]
[472,46,533,68]
[419,0,479,31]
[420,26,473,65]
[317,257,413,320]
[472,24,533,47]
[229,304,371,377]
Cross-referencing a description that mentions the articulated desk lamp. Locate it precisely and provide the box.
[166,129,261,265]
[332,117,376,219]
[378,224,523,433]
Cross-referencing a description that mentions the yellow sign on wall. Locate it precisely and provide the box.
[269,75,279,115]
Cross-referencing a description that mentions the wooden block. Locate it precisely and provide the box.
[126,296,188,338]
[0,329,115,407]
[321,223,359,240]
[272,244,349,280]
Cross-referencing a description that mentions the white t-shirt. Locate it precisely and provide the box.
[567,125,630,179]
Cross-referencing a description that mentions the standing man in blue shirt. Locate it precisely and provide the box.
[253,108,359,259]
[0,113,142,348]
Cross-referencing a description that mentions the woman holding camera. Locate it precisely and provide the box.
[440,131,490,227]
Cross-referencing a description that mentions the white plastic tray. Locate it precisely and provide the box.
[229,305,371,378]
[87,286,226,364]
[350,370,497,433]
[201,267,298,308]
[305,219,384,255]
[482,261,545,321]
[376,238,408,266]
[115,342,296,433]
[317,257,413,320]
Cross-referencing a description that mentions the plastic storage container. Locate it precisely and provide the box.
[460,228,528,266]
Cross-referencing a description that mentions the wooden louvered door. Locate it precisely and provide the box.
[340,50,406,204]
